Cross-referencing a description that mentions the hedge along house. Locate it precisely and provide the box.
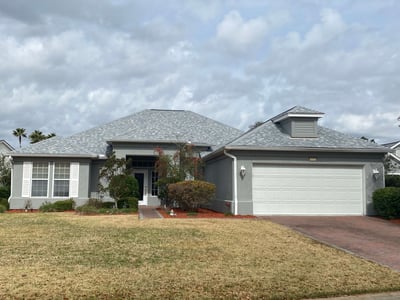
[9,106,389,215]
[8,109,243,209]
[204,106,389,216]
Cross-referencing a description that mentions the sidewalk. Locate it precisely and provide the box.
[138,206,163,219]
[311,291,400,300]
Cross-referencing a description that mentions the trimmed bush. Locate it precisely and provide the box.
[0,204,6,213]
[385,175,400,187]
[117,197,138,212]
[0,198,9,210]
[373,187,400,219]
[75,204,98,215]
[168,180,216,211]
[109,174,139,204]
[39,199,75,212]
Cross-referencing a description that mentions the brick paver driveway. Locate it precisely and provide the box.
[262,216,400,271]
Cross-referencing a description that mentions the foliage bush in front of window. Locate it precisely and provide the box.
[75,198,138,215]
[39,199,75,212]
[168,180,216,212]
[373,187,400,219]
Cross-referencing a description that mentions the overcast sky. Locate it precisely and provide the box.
[0,0,399,149]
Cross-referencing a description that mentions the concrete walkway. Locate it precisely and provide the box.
[138,206,163,219]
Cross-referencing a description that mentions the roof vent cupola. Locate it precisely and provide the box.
[271,106,324,138]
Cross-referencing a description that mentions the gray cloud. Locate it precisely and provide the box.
[0,1,399,149]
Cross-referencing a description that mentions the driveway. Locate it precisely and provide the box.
[261,216,400,272]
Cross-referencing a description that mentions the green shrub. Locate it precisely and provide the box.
[39,199,75,212]
[109,174,139,204]
[87,198,104,209]
[0,186,9,199]
[0,198,9,210]
[385,175,400,187]
[168,180,216,211]
[101,201,115,209]
[53,199,75,211]
[75,204,98,215]
[117,197,138,212]
[0,204,6,213]
[373,187,400,219]
[39,201,55,212]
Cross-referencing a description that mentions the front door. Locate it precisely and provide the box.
[134,170,148,205]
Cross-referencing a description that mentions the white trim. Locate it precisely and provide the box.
[134,169,148,205]
[224,150,238,215]
[22,162,32,197]
[272,113,324,123]
[390,141,400,149]
[388,152,400,164]
[69,162,79,198]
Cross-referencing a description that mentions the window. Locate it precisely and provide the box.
[53,163,70,197]
[31,163,49,197]
[151,171,158,196]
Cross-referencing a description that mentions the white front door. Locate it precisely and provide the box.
[134,170,148,205]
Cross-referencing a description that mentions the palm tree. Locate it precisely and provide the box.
[12,128,27,148]
[29,130,46,144]
[47,132,56,139]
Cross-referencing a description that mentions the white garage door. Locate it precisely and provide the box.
[252,164,363,215]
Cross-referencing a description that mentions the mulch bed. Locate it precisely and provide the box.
[157,207,255,219]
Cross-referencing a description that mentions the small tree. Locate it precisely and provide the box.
[109,174,139,208]
[98,152,134,207]
[0,155,11,189]
[155,143,203,207]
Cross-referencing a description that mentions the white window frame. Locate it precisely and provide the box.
[31,162,50,198]
[52,162,71,198]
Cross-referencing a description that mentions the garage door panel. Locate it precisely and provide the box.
[252,165,363,215]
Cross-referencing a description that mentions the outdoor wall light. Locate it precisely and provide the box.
[240,165,246,178]
[372,168,380,179]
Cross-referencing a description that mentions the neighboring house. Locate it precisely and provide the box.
[382,140,400,175]
[0,140,14,155]
[9,107,389,216]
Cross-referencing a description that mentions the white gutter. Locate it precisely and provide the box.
[224,150,238,215]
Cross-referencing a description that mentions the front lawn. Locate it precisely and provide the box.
[0,213,400,299]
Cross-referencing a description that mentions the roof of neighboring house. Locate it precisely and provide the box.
[0,140,14,153]
[11,109,244,157]
[383,140,400,149]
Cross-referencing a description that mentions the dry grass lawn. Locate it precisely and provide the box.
[1,213,400,299]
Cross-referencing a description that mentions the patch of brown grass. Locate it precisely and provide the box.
[0,213,399,299]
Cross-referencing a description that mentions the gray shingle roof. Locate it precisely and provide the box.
[226,120,389,152]
[13,109,244,157]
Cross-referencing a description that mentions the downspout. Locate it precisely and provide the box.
[8,156,13,204]
[224,150,238,215]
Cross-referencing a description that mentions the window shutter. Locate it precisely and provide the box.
[69,162,79,198]
[22,162,32,197]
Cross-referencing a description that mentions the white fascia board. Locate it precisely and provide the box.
[272,113,324,123]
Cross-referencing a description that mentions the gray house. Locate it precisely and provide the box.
[382,140,400,175]
[9,107,388,215]
[0,140,14,155]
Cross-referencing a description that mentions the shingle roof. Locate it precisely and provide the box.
[225,120,389,152]
[13,109,244,157]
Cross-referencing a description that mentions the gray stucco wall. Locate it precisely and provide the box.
[206,150,385,215]
[204,155,233,213]
[9,157,91,209]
